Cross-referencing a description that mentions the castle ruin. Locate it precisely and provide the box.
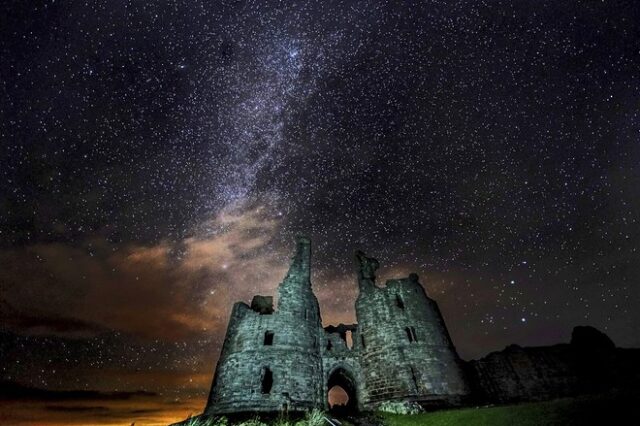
[204,236,470,415]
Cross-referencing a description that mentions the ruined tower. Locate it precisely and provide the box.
[205,237,324,414]
[354,251,470,408]
[204,237,470,416]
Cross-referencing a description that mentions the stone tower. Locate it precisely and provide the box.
[203,237,469,416]
[354,251,470,408]
[205,237,324,414]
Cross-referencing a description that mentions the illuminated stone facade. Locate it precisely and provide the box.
[204,237,470,415]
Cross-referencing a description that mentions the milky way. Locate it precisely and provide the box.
[1,1,639,425]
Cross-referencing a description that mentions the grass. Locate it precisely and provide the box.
[381,392,640,426]
[174,393,640,426]
[177,408,326,426]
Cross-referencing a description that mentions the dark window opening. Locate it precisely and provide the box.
[261,367,273,394]
[327,340,333,351]
[396,294,405,310]
[361,334,366,349]
[405,326,417,343]
[405,327,413,342]
[410,366,419,392]
[264,331,274,345]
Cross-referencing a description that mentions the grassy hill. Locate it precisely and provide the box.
[381,393,640,426]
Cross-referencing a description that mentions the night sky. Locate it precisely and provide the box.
[1,0,640,424]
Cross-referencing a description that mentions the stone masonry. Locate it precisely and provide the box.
[204,236,470,415]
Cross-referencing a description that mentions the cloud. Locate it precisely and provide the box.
[0,201,286,341]
[0,299,108,337]
[0,197,291,425]
[0,380,199,426]
[44,406,111,413]
[0,381,156,402]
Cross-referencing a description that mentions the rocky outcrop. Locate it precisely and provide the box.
[354,252,470,409]
[467,325,639,404]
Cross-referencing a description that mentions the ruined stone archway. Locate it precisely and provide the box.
[327,367,358,414]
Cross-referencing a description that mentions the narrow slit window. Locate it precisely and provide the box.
[264,331,274,346]
[405,326,417,343]
[396,294,405,310]
[410,366,419,392]
[361,334,366,349]
[405,327,413,342]
[327,340,333,351]
[261,367,273,394]
[410,327,417,342]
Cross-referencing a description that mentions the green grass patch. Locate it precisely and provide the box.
[174,408,327,426]
[381,393,640,426]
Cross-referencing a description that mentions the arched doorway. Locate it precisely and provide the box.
[327,367,358,415]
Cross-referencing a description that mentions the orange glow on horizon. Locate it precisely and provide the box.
[0,395,207,426]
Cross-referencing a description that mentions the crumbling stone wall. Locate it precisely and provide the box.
[355,253,470,409]
[206,238,325,414]
[204,237,471,415]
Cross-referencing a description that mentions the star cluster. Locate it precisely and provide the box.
[1,1,639,425]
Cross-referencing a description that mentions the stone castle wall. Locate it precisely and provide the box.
[356,268,469,408]
[206,238,325,414]
[204,237,469,415]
